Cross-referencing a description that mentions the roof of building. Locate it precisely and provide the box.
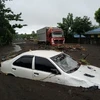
[74,34,85,38]
[85,28,100,35]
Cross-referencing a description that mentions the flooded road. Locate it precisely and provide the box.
[13,41,26,52]
[14,45,22,52]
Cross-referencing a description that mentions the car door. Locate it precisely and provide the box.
[12,55,34,79]
[32,56,65,84]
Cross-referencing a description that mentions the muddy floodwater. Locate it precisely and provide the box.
[0,41,100,100]
[14,45,22,52]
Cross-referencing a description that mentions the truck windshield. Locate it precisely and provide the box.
[52,32,63,37]
[51,53,79,73]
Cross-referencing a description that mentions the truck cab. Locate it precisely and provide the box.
[47,27,65,46]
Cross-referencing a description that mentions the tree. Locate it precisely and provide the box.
[72,16,92,43]
[57,13,74,42]
[95,8,100,25]
[0,0,26,45]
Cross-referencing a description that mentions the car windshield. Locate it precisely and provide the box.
[52,32,63,37]
[51,53,79,73]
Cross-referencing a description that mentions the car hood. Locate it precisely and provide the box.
[66,65,100,88]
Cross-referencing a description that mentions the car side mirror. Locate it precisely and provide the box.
[51,68,61,75]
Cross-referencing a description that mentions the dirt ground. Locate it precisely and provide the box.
[0,41,100,100]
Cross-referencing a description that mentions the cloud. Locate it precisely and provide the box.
[5,0,100,33]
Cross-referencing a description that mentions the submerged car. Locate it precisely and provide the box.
[1,50,100,88]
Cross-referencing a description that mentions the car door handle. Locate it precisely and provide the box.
[12,68,16,70]
[34,73,39,75]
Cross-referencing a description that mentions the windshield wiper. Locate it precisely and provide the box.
[67,67,79,73]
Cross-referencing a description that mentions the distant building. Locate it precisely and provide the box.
[85,28,100,44]
[74,34,85,38]
[73,34,86,43]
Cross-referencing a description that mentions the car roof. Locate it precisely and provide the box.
[21,50,62,58]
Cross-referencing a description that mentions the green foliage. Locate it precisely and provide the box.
[14,31,37,41]
[95,8,100,25]
[0,28,13,45]
[72,16,92,43]
[57,13,74,41]
[12,24,27,29]
[73,16,92,43]
[80,59,90,65]
[73,16,92,34]
[90,25,99,30]
[0,0,25,46]
[57,14,92,43]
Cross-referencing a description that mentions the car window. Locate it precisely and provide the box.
[13,55,33,69]
[35,56,60,74]
[51,53,78,73]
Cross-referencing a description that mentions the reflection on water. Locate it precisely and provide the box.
[13,42,25,52]
[14,45,22,52]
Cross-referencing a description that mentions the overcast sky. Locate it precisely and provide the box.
[5,0,100,34]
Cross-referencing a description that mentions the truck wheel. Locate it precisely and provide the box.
[46,41,50,45]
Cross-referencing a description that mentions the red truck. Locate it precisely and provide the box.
[37,27,65,46]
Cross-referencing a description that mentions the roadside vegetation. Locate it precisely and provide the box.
[57,13,100,43]
[0,0,26,46]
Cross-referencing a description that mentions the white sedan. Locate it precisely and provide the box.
[1,50,100,88]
